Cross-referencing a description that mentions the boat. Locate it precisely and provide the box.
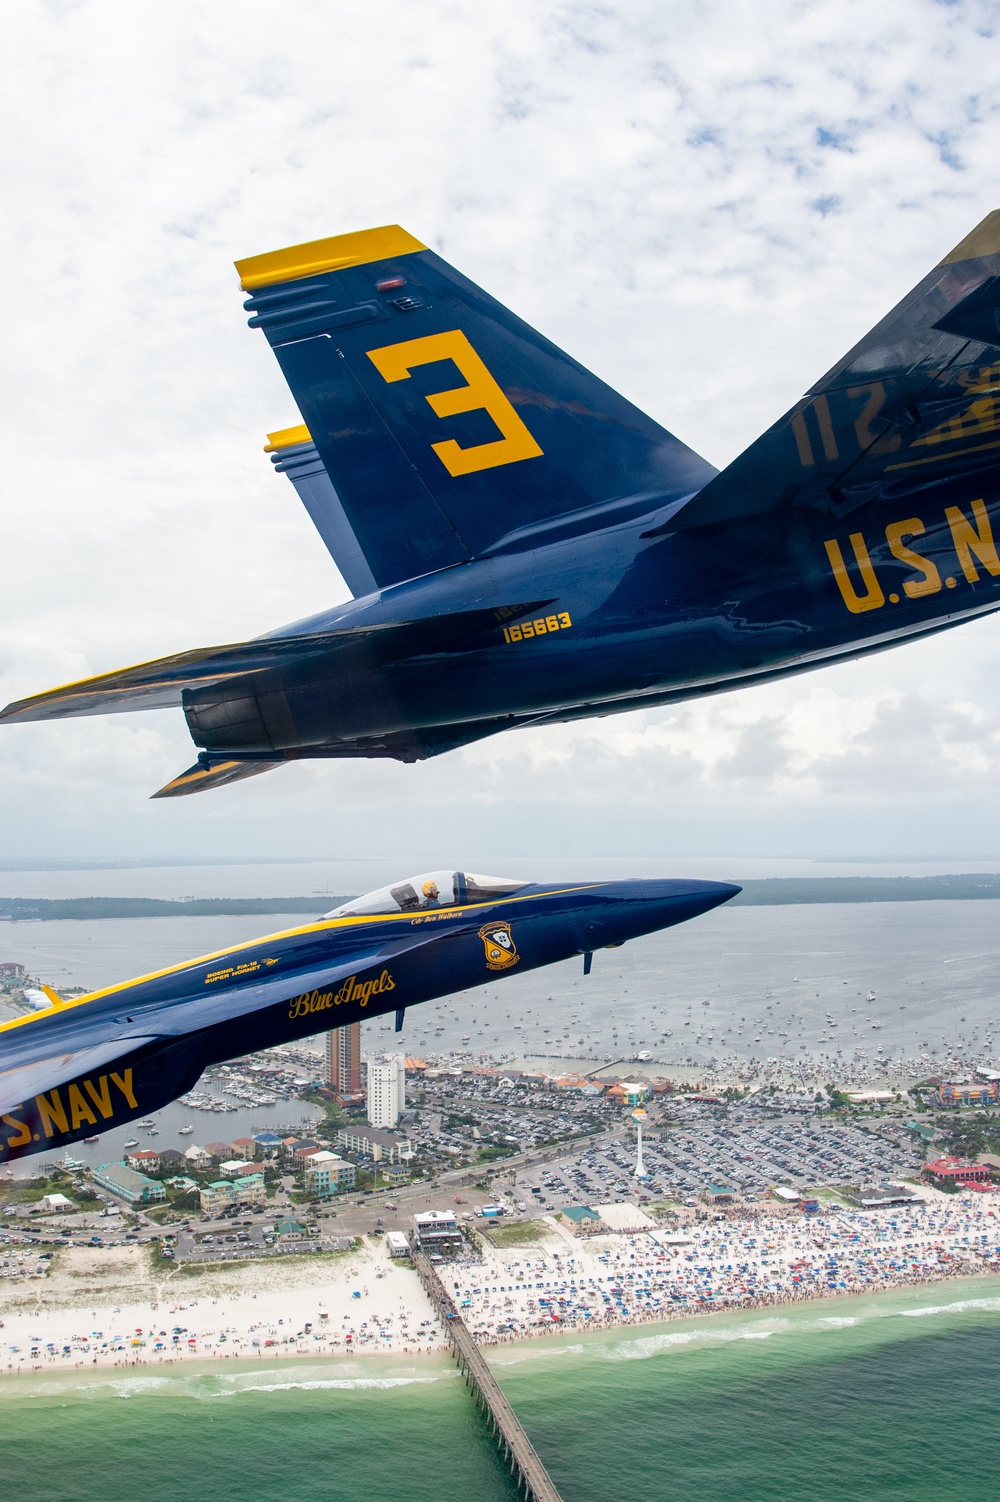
[83,1136,99,1144]
[61,1156,84,1169]
[123,1138,139,1148]
[138,1119,155,1128]
[178,1125,194,1134]
[866,991,876,1002]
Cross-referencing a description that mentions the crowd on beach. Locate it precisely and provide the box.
[438,1196,1000,1343]
[6,1196,1000,1374]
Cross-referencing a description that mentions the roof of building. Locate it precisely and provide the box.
[339,1125,410,1146]
[305,1150,347,1166]
[414,1210,457,1227]
[926,1157,989,1176]
[562,1205,600,1221]
[96,1162,158,1192]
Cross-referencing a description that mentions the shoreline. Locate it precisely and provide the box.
[5,1197,1000,1380]
[3,1264,1000,1389]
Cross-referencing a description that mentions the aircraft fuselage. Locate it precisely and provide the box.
[187,471,1000,757]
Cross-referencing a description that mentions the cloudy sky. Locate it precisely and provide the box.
[2,0,1000,864]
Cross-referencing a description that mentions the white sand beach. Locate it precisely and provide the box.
[0,1238,445,1371]
[3,1194,1000,1375]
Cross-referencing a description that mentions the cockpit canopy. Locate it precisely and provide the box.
[324,871,528,919]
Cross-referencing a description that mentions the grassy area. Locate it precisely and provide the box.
[0,1176,96,1209]
[481,1219,551,1248]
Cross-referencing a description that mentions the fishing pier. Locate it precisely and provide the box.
[412,1250,565,1502]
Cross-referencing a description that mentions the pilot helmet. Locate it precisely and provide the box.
[422,879,440,897]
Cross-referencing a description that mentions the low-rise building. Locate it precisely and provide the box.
[199,1172,267,1214]
[303,1151,355,1196]
[385,1231,410,1257]
[378,1163,410,1186]
[704,1183,735,1205]
[126,1149,161,1173]
[274,1217,307,1239]
[289,1138,324,1161]
[413,1210,462,1257]
[924,1157,991,1188]
[850,1183,921,1209]
[219,1159,256,1179]
[204,1140,234,1161]
[200,1180,235,1214]
[338,1125,413,1163]
[252,1132,284,1155]
[937,1080,1000,1108]
[94,1161,166,1205]
[40,1193,75,1213]
[183,1144,212,1168]
[561,1205,603,1235]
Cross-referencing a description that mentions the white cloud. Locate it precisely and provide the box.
[2,0,1000,857]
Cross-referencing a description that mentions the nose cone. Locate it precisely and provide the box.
[643,878,742,918]
[580,878,741,947]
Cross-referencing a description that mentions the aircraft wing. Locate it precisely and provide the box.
[0,925,475,1106]
[0,604,547,724]
[0,1037,160,1119]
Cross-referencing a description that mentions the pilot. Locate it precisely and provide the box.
[420,879,441,909]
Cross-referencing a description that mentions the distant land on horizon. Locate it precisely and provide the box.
[1,874,1000,920]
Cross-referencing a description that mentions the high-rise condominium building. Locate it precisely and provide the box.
[367,1054,406,1128]
[325,1021,362,1095]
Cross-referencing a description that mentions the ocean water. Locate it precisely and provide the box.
[4,1277,1000,1501]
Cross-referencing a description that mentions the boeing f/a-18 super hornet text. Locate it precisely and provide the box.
[0,872,737,1164]
[6,215,1000,793]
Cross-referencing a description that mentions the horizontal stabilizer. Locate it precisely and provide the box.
[150,715,534,798]
[0,603,547,725]
[151,758,283,799]
[673,208,1000,532]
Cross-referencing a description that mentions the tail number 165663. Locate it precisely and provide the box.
[503,612,572,644]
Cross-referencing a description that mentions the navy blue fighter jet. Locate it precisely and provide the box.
[6,214,1000,794]
[0,871,737,1164]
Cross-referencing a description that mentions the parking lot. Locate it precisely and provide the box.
[514,1115,923,1209]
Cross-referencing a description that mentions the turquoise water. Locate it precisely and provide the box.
[5,1279,1000,1501]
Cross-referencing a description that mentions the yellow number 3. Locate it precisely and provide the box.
[366,329,544,477]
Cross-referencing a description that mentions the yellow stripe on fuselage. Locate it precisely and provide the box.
[0,887,601,1037]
